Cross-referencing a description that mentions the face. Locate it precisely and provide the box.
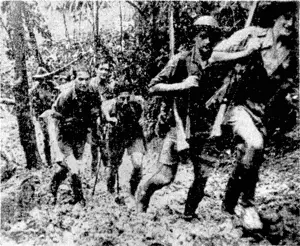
[96,63,110,80]
[195,31,215,60]
[117,92,130,107]
[76,71,90,91]
[273,13,295,37]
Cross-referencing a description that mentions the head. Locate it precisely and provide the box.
[75,70,90,92]
[95,62,110,81]
[193,16,220,60]
[256,2,297,37]
[272,5,296,39]
[117,91,131,106]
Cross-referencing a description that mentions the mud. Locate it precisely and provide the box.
[1,111,299,245]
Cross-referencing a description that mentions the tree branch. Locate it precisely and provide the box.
[125,1,147,20]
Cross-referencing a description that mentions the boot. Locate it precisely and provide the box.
[50,167,68,204]
[136,182,162,212]
[129,167,142,196]
[70,174,86,206]
[184,177,207,218]
[44,137,52,167]
[107,166,116,194]
[222,165,245,214]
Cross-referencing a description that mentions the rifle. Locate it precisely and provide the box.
[207,1,259,138]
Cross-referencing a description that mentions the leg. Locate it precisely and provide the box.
[127,137,146,196]
[184,153,210,217]
[136,128,179,212]
[90,126,100,175]
[224,106,264,229]
[69,136,87,205]
[223,107,264,211]
[136,164,178,212]
[39,118,52,166]
[50,165,68,204]
[106,141,125,194]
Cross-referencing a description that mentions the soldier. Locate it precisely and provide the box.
[90,61,114,101]
[30,67,60,166]
[102,87,146,196]
[89,61,114,175]
[135,16,221,219]
[48,68,101,206]
[208,2,298,229]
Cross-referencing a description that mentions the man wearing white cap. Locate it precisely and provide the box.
[136,16,221,218]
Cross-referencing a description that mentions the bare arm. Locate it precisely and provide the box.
[209,49,251,63]
[149,75,199,94]
[101,99,117,123]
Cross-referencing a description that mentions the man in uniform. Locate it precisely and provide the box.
[30,67,60,166]
[49,68,101,206]
[208,2,298,229]
[90,61,114,174]
[102,87,146,196]
[136,16,221,219]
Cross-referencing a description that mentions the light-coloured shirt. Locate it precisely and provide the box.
[214,26,291,76]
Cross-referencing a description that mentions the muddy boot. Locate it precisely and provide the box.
[50,166,68,204]
[136,182,161,212]
[222,165,244,214]
[136,164,176,213]
[44,139,52,167]
[235,205,263,230]
[184,177,207,218]
[129,167,142,196]
[41,119,52,166]
[107,166,117,194]
[70,174,86,206]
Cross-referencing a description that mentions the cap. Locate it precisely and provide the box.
[32,67,49,80]
[194,16,219,29]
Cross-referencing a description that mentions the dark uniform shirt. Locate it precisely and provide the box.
[53,81,101,139]
[149,47,221,139]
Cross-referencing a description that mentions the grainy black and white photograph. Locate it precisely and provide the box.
[0,0,299,245]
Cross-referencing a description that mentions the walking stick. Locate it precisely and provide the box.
[91,156,100,196]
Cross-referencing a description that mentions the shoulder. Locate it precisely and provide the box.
[102,98,117,109]
[57,82,75,100]
[215,26,267,52]
[58,81,74,93]
[89,77,99,88]
[167,51,190,66]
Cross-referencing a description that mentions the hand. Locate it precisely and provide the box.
[107,117,118,125]
[181,75,199,90]
[245,38,261,55]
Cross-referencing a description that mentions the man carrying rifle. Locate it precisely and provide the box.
[48,68,102,206]
[136,16,221,219]
[208,2,298,229]
[102,87,146,196]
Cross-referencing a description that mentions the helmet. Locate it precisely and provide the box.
[194,16,219,29]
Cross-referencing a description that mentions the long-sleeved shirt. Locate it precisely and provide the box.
[53,81,101,134]
[148,47,221,138]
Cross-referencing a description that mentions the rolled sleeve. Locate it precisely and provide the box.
[214,27,264,53]
[148,53,183,89]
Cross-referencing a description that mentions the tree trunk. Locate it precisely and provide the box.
[168,2,175,58]
[62,10,71,45]
[94,0,100,62]
[119,3,123,55]
[23,4,48,70]
[10,1,42,170]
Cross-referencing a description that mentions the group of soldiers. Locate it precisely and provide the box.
[30,2,297,231]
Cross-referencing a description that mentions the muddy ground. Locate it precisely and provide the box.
[1,109,299,246]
